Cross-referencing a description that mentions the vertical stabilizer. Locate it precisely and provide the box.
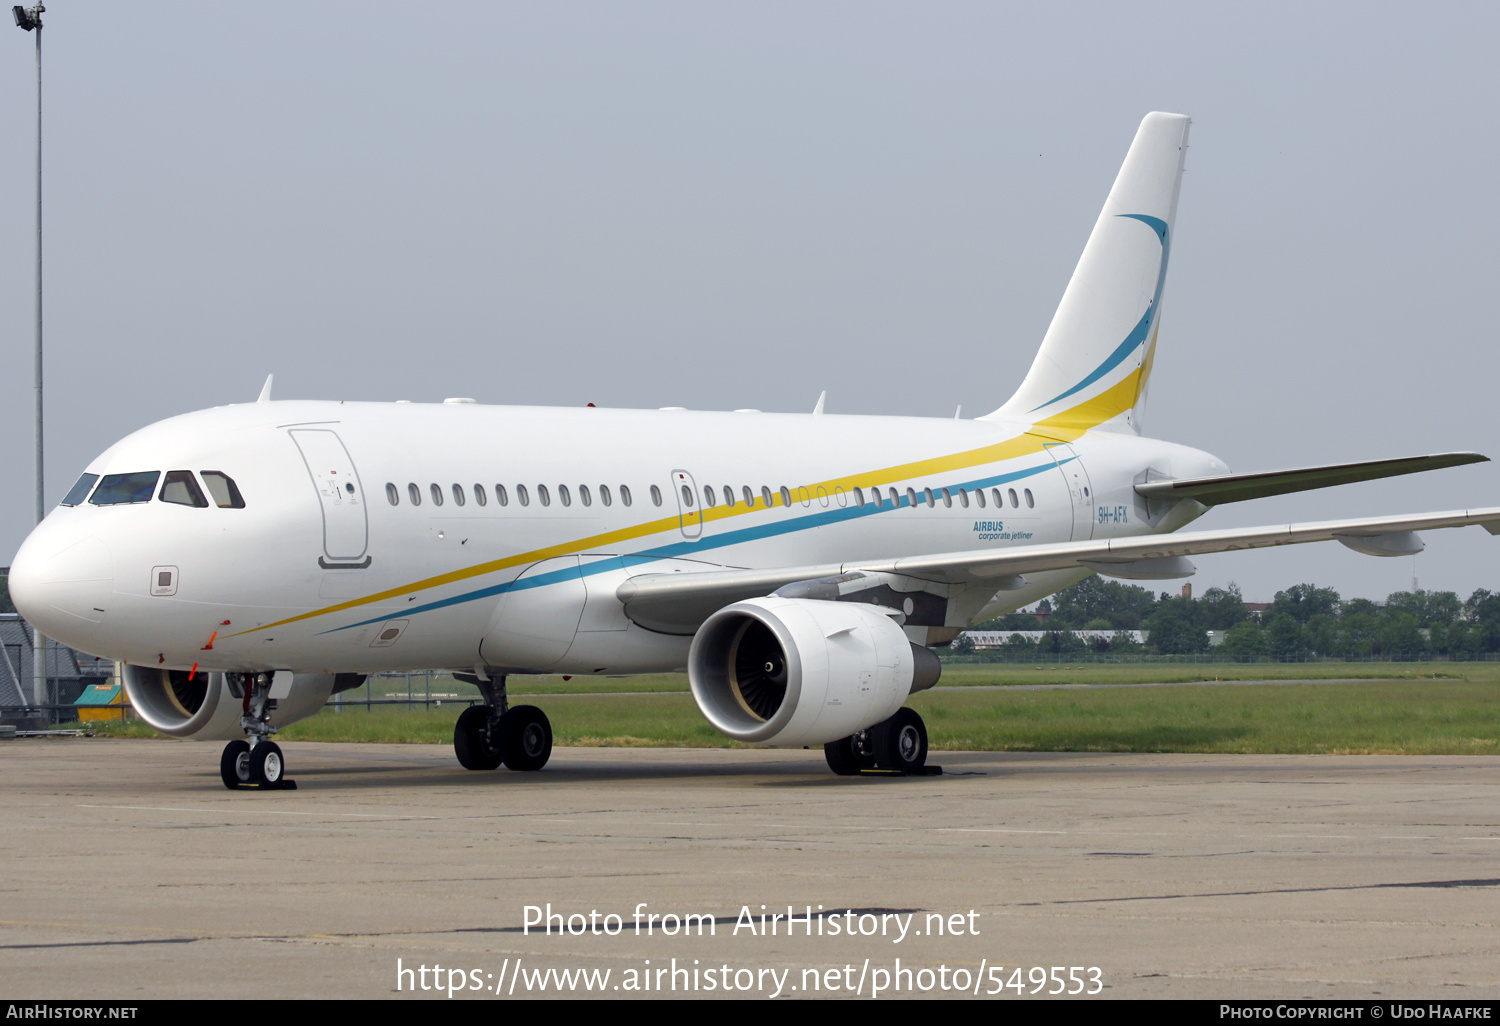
[982,112,1190,435]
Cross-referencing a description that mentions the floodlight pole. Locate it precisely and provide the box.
[15,3,45,709]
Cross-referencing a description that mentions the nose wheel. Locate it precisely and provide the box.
[219,672,297,790]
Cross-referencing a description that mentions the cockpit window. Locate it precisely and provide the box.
[200,471,246,509]
[160,471,209,508]
[60,473,99,507]
[89,471,160,505]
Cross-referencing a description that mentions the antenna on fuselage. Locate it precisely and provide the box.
[812,390,826,416]
[256,374,274,403]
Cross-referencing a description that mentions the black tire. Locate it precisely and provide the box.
[454,705,504,770]
[823,736,864,776]
[502,705,552,772]
[220,740,251,790]
[871,708,927,774]
[250,741,285,788]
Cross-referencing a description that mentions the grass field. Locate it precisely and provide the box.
[76,662,1500,755]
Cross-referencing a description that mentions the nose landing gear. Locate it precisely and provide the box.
[219,672,296,790]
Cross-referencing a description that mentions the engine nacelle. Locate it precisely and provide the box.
[122,666,343,740]
[687,597,940,747]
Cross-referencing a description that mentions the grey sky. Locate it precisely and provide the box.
[3,1,1496,603]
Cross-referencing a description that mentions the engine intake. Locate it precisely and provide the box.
[122,666,337,740]
[688,596,940,747]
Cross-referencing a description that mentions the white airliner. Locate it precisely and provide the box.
[10,112,1499,788]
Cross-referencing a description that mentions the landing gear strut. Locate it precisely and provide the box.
[453,674,553,772]
[824,707,934,776]
[219,672,296,790]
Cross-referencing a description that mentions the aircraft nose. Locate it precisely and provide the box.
[9,525,115,650]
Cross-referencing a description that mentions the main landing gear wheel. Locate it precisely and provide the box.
[502,705,552,772]
[824,731,875,776]
[220,740,252,790]
[454,705,505,770]
[251,741,286,788]
[871,707,928,774]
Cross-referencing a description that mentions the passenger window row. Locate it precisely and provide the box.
[382,478,1036,514]
[851,484,1034,510]
[386,482,637,509]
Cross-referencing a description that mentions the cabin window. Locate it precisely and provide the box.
[940,487,952,508]
[408,483,422,506]
[385,483,400,506]
[89,472,160,506]
[621,485,633,507]
[579,485,591,507]
[558,484,572,507]
[743,486,755,507]
[1010,488,1021,508]
[430,484,444,506]
[680,484,695,507]
[495,484,509,506]
[853,487,865,508]
[905,487,917,508]
[761,486,773,507]
[797,487,811,507]
[538,485,551,507]
[160,471,209,508]
[517,484,530,506]
[723,486,735,507]
[599,484,611,506]
[1024,488,1034,508]
[474,484,487,506]
[60,473,99,507]
[451,484,466,506]
[958,488,969,508]
[974,487,986,509]
[702,486,716,508]
[779,486,792,508]
[650,485,662,506]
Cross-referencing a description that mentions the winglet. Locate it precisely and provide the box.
[812,391,826,416]
[257,374,274,403]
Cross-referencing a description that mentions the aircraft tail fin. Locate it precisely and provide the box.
[982,112,1190,435]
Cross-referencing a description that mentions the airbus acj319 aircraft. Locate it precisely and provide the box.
[11,112,1500,789]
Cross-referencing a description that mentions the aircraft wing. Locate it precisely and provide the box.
[617,507,1500,631]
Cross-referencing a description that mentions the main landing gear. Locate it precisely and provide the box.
[824,706,936,777]
[453,674,553,773]
[220,672,296,790]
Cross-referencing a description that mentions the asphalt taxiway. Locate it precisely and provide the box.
[2,738,1497,999]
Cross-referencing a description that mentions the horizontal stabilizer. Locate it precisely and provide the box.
[1134,452,1488,506]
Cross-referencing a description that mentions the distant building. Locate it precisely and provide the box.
[960,630,1148,648]
[0,613,116,712]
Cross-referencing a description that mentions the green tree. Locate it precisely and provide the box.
[1266,613,1308,658]
[0,569,13,615]
[1219,618,1267,658]
[1199,582,1250,629]
[1270,584,1340,624]
[1045,577,1157,630]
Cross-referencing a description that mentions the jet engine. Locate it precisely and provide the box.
[687,596,940,747]
[122,666,355,740]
